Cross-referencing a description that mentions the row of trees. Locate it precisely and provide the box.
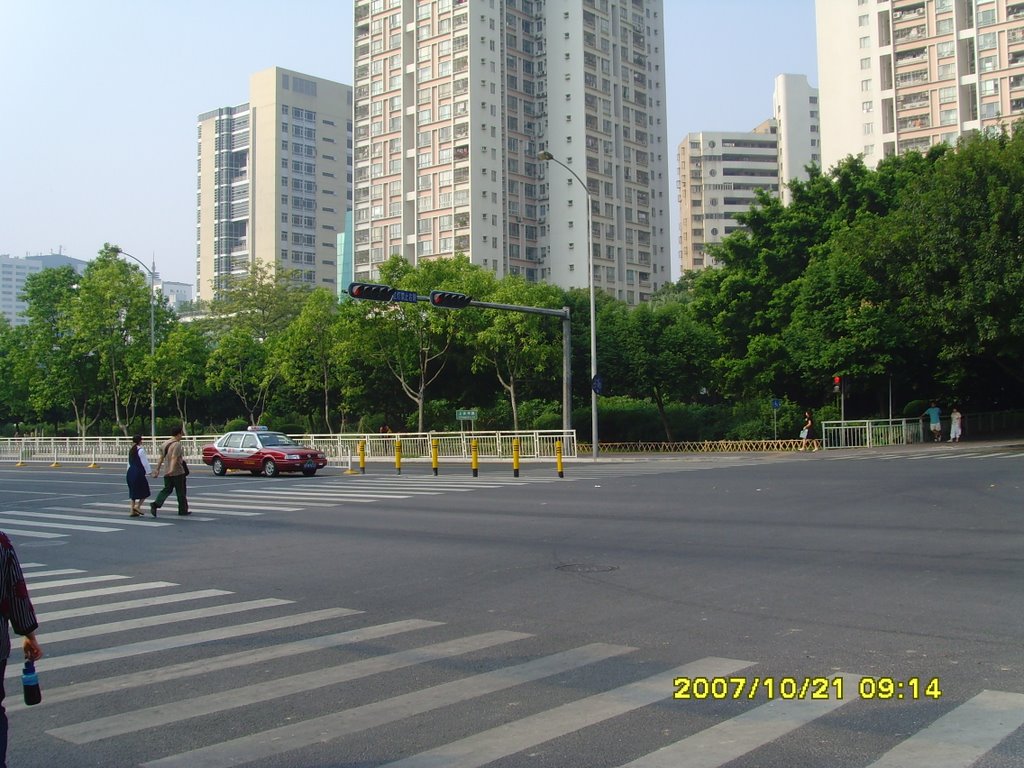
[2,130,1023,439]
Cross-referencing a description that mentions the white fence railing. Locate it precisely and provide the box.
[0,430,577,468]
[821,419,924,449]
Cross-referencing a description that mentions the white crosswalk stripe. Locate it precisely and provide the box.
[10,563,1022,768]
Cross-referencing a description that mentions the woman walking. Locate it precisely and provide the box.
[126,434,152,517]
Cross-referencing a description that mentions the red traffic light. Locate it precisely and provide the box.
[833,376,841,385]
[429,290,473,309]
[348,282,396,301]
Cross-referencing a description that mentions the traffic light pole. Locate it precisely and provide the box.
[348,283,573,436]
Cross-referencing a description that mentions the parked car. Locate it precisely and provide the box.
[201,427,328,477]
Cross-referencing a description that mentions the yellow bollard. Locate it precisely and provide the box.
[357,440,366,474]
[471,439,478,478]
[50,447,60,468]
[512,438,520,478]
[431,438,439,476]
[394,439,402,475]
[555,440,564,478]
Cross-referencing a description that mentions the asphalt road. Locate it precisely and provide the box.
[0,442,1022,767]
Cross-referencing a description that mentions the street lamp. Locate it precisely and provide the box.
[539,151,599,459]
[115,248,156,444]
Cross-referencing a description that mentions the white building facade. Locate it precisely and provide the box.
[676,74,819,272]
[196,68,353,303]
[352,0,671,304]
[816,0,1024,170]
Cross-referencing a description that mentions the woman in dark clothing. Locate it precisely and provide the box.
[126,434,152,517]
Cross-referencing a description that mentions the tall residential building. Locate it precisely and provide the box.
[816,0,1024,171]
[196,67,353,303]
[352,0,671,304]
[676,123,779,271]
[676,74,819,271]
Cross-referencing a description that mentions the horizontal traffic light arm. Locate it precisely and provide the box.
[348,282,568,319]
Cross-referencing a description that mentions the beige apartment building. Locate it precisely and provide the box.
[816,0,1024,170]
[196,67,352,303]
[677,74,820,272]
[352,0,671,304]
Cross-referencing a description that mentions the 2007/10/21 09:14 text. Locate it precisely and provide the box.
[673,675,943,702]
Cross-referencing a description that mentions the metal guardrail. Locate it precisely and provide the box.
[0,430,578,468]
[821,419,924,449]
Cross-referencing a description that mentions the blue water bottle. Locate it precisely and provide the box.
[22,660,41,706]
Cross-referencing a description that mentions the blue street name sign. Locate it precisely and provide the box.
[393,289,418,303]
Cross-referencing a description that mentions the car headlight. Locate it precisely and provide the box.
[285,454,301,460]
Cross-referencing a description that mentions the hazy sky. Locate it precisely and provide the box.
[1,0,818,285]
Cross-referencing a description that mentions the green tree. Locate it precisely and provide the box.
[18,266,103,434]
[153,323,211,426]
[471,276,565,430]
[206,327,276,426]
[272,288,345,432]
[353,255,493,432]
[206,261,311,341]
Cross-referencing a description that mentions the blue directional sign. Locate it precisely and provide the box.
[771,398,782,410]
[591,374,604,395]
[393,289,418,303]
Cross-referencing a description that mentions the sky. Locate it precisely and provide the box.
[1,0,818,286]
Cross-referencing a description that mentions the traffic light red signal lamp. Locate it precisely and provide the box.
[429,290,473,309]
[348,282,396,301]
[833,375,842,394]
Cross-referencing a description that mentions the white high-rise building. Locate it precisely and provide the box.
[196,67,353,303]
[816,0,1024,170]
[677,74,819,271]
[352,0,671,304]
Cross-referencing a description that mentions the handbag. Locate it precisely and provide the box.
[799,428,809,439]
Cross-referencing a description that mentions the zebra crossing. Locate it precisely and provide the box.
[822,446,1024,462]
[8,562,1024,767]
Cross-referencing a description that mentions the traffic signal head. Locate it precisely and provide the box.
[348,282,396,301]
[833,375,841,393]
[429,290,473,309]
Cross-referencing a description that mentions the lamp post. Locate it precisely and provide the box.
[539,151,599,459]
[115,248,156,443]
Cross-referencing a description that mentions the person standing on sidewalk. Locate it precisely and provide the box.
[922,401,942,443]
[949,406,963,443]
[151,424,190,516]
[0,530,43,766]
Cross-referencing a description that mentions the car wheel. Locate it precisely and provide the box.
[212,457,227,476]
[302,468,317,476]
[263,458,279,477]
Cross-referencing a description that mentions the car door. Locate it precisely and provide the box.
[220,433,244,467]
[239,433,260,469]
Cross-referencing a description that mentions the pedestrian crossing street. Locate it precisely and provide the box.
[8,562,1024,767]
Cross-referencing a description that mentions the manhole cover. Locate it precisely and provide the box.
[556,563,618,573]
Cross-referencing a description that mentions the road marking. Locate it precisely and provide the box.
[864,690,1024,768]
[8,619,442,712]
[0,516,123,533]
[30,574,130,590]
[4,607,362,677]
[2,528,67,539]
[37,589,233,621]
[50,630,533,744]
[380,657,756,768]
[43,598,294,643]
[616,674,861,768]
[31,581,179,605]
[140,642,636,768]
[42,506,173,525]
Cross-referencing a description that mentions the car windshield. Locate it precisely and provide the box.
[258,433,299,447]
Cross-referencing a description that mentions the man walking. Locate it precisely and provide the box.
[151,424,190,516]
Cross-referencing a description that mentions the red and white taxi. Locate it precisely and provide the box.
[201,426,328,477]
